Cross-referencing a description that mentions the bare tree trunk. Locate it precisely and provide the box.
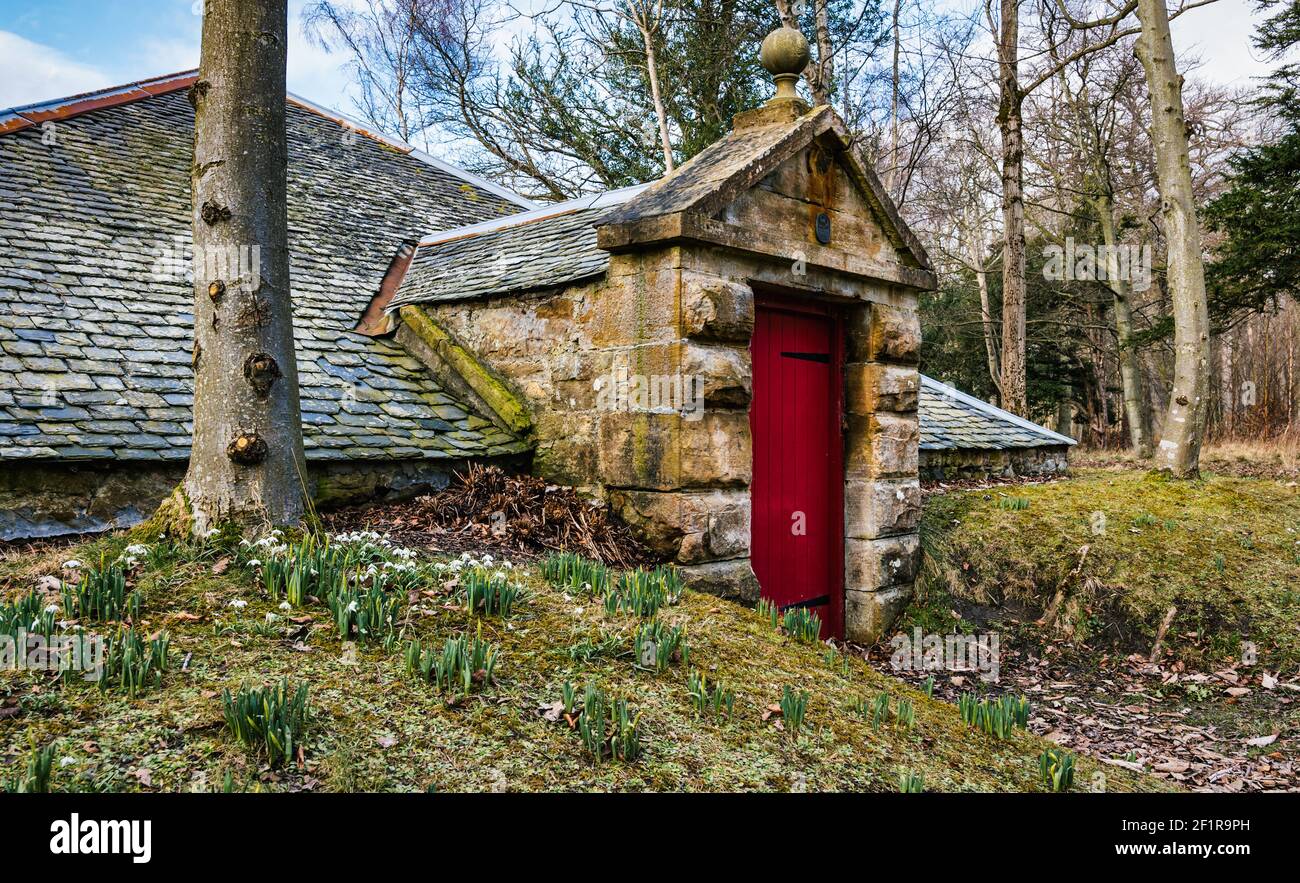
[638,22,675,174]
[996,0,1028,416]
[965,217,1002,398]
[181,0,305,533]
[889,0,902,192]
[1135,0,1210,477]
[1095,194,1153,458]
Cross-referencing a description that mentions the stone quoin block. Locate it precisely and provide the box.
[845,585,912,644]
[845,533,921,593]
[596,410,751,491]
[678,557,762,603]
[608,488,750,562]
[845,477,921,539]
[845,362,919,415]
[845,411,919,479]
[849,303,920,364]
[681,341,752,410]
[681,274,755,342]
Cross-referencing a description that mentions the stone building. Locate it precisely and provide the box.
[0,29,1069,642]
[919,376,1075,481]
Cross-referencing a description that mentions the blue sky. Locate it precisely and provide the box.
[0,0,1280,131]
[0,1,357,113]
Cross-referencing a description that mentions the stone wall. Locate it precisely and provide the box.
[0,456,496,541]
[919,445,1071,482]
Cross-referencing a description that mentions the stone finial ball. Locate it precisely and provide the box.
[760,26,811,77]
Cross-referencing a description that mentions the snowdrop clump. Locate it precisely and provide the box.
[434,551,518,575]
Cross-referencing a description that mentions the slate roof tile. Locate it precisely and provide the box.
[0,86,534,463]
[919,375,1075,452]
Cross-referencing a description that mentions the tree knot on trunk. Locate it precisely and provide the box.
[200,201,231,225]
[208,280,226,302]
[226,432,268,466]
[188,80,211,109]
[243,352,281,398]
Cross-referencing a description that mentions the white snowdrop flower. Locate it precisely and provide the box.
[203,528,219,539]
[265,613,279,623]
[63,560,82,569]
[247,559,262,568]
[279,601,292,611]
[493,570,506,581]
[574,607,585,616]
[125,544,149,556]
[346,601,359,613]
[228,599,247,610]
[60,757,77,768]
[44,604,59,614]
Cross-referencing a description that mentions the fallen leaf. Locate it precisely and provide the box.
[1225,687,1250,698]
[212,556,231,576]
[37,575,62,593]
[1153,759,1190,773]
[132,768,153,787]
[377,735,397,749]
[1245,734,1278,748]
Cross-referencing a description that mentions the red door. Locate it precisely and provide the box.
[750,297,843,639]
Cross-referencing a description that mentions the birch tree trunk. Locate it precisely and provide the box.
[180,0,306,532]
[1135,0,1211,477]
[996,0,1028,416]
[637,20,675,174]
[1095,193,1154,458]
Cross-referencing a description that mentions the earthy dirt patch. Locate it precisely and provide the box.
[855,627,1299,793]
[323,464,652,567]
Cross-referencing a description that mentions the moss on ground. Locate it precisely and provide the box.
[918,469,1300,668]
[0,530,1162,793]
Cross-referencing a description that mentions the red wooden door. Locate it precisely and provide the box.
[750,298,843,639]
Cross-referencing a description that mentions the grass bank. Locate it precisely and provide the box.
[917,468,1300,669]
[0,529,1158,793]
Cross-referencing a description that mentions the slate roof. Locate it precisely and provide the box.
[389,186,647,308]
[0,74,533,463]
[919,375,1075,451]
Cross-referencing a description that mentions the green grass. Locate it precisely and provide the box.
[0,530,1163,793]
[917,469,1300,668]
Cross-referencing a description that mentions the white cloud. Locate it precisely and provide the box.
[1171,1,1274,89]
[0,30,112,110]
